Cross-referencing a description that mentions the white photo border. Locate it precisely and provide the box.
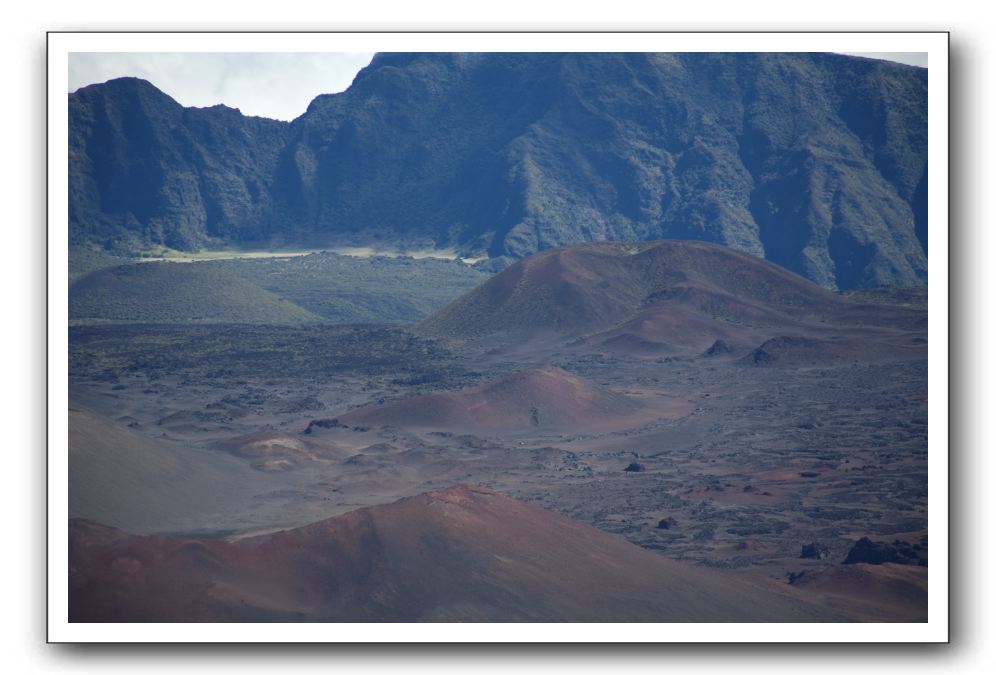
[47,31,949,643]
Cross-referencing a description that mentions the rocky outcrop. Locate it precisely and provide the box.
[701,339,732,357]
[843,537,927,566]
[800,542,831,560]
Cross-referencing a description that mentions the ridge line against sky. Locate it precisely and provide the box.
[69,51,927,122]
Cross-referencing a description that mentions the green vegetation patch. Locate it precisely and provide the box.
[68,251,492,326]
[69,262,322,324]
[841,287,928,311]
[68,249,131,288]
[205,252,491,323]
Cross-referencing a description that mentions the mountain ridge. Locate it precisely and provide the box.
[69,53,928,289]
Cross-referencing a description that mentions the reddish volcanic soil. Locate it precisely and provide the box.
[421,240,926,362]
[341,365,689,433]
[787,563,928,621]
[71,485,858,622]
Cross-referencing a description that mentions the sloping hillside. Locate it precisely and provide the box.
[69,485,859,622]
[421,240,860,338]
[68,405,271,533]
[69,262,322,324]
[421,240,927,360]
[340,365,658,432]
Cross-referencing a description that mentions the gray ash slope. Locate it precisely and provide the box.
[70,52,926,290]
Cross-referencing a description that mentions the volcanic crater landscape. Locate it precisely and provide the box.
[68,239,928,622]
[67,52,930,624]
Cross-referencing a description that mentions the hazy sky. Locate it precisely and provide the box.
[69,52,926,122]
[840,52,928,67]
[69,52,376,121]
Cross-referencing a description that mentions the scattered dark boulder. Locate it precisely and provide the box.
[701,339,732,357]
[303,418,346,434]
[787,570,807,584]
[745,347,775,365]
[656,517,677,530]
[458,435,501,450]
[843,537,926,566]
[799,471,822,478]
[800,542,831,560]
[624,462,646,473]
